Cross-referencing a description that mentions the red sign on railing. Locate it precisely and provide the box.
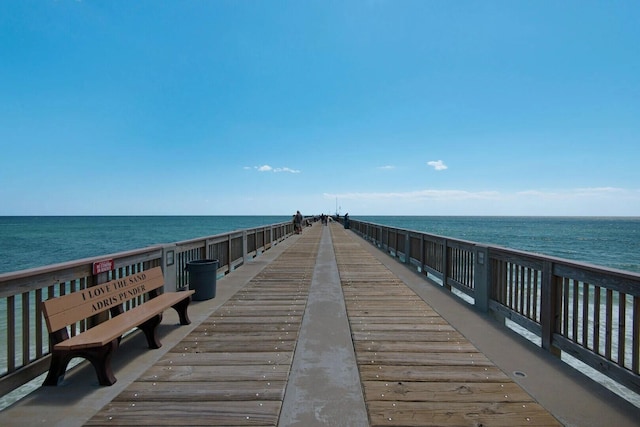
[92,259,114,275]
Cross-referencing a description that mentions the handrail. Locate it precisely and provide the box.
[348,218,640,395]
[0,220,295,397]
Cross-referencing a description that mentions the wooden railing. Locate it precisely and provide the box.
[349,219,640,395]
[0,220,294,397]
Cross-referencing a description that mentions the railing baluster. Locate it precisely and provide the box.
[572,279,579,342]
[7,296,15,373]
[594,286,602,354]
[22,292,29,366]
[582,282,590,347]
[618,294,627,365]
[35,288,44,359]
[533,269,539,321]
[562,277,570,338]
[633,296,639,374]
[605,289,613,360]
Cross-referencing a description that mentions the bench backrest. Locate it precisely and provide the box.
[42,267,165,333]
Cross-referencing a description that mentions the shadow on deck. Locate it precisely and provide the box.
[1,223,638,426]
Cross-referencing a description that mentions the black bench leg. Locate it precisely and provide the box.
[172,295,192,325]
[43,340,118,386]
[43,351,73,386]
[140,313,163,349]
[86,340,119,386]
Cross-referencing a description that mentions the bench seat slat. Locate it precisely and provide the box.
[54,291,195,351]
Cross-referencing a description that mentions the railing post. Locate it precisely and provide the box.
[242,230,248,263]
[404,233,411,265]
[442,239,451,290]
[162,244,178,292]
[474,245,490,312]
[541,260,561,358]
[205,238,213,259]
[420,234,425,274]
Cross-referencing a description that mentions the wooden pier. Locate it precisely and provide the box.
[1,223,638,426]
[334,238,559,426]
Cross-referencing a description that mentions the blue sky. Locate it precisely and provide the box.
[1,1,639,216]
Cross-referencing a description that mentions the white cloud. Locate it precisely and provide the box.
[325,189,499,201]
[378,165,395,170]
[327,187,638,203]
[273,167,301,174]
[427,160,448,171]
[323,186,640,216]
[516,187,627,199]
[252,165,301,173]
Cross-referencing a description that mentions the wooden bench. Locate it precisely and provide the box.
[41,266,195,386]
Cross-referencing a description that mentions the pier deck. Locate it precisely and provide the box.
[1,223,638,426]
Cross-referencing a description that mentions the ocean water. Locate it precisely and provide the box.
[356,216,640,273]
[0,216,291,274]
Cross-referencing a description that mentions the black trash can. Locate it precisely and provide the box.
[186,259,219,301]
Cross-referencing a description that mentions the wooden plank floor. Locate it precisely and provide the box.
[86,223,562,426]
[85,227,321,426]
[331,225,562,427]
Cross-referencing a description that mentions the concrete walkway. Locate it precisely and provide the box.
[279,224,368,426]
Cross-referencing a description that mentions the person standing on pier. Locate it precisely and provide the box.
[294,210,303,234]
